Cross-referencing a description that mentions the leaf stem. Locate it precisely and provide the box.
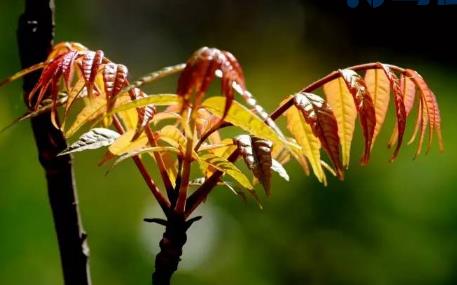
[145,125,175,199]
[175,108,194,213]
[121,63,186,94]
[112,115,171,213]
[270,62,405,120]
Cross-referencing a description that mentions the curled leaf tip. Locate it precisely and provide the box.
[177,47,245,118]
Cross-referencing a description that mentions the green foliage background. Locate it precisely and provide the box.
[0,1,456,284]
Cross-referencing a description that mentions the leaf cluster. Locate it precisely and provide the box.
[0,42,443,217]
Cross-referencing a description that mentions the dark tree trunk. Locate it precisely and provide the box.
[151,214,201,285]
[152,214,187,285]
[17,1,92,284]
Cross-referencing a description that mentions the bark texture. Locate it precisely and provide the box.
[17,1,92,284]
[152,214,188,285]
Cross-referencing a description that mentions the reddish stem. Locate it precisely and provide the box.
[112,115,170,213]
[145,125,175,199]
[270,62,404,120]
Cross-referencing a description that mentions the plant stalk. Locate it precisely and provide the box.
[151,214,201,285]
[152,214,187,285]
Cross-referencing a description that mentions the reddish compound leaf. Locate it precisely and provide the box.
[364,68,390,147]
[251,136,274,196]
[379,65,407,161]
[177,47,245,118]
[387,74,417,149]
[235,135,274,196]
[61,51,79,90]
[103,63,117,100]
[293,92,344,179]
[323,77,357,168]
[103,63,128,115]
[81,50,104,96]
[404,69,443,153]
[400,74,416,115]
[339,69,376,165]
[28,52,67,108]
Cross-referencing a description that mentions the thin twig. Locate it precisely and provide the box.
[270,62,405,120]
[112,115,171,213]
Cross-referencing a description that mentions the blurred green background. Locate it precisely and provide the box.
[1,1,456,284]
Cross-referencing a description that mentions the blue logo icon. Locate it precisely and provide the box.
[347,0,457,8]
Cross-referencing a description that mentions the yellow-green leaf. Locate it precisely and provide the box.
[108,130,148,155]
[65,95,106,138]
[284,104,326,184]
[158,125,186,151]
[323,77,357,168]
[199,153,253,190]
[202,97,293,150]
[113,146,179,166]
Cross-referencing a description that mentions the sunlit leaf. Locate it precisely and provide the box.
[113,146,179,167]
[388,74,417,148]
[379,65,406,161]
[234,135,274,195]
[405,69,443,153]
[323,77,357,168]
[199,153,253,190]
[59,128,120,156]
[28,51,75,108]
[339,69,376,165]
[161,152,179,188]
[202,97,289,149]
[81,50,104,96]
[294,92,343,179]
[271,159,289,182]
[65,95,107,138]
[196,108,222,145]
[401,74,417,115]
[284,102,325,183]
[178,47,245,118]
[108,129,148,156]
[158,125,187,151]
[364,69,390,146]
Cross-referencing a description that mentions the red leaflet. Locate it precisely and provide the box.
[103,63,117,99]
[104,63,128,101]
[404,69,443,152]
[294,92,344,179]
[177,47,245,118]
[430,91,444,151]
[400,74,416,115]
[251,137,274,196]
[113,65,128,98]
[28,50,80,110]
[61,51,79,90]
[379,65,407,161]
[81,50,104,95]
[338,69,376,165]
